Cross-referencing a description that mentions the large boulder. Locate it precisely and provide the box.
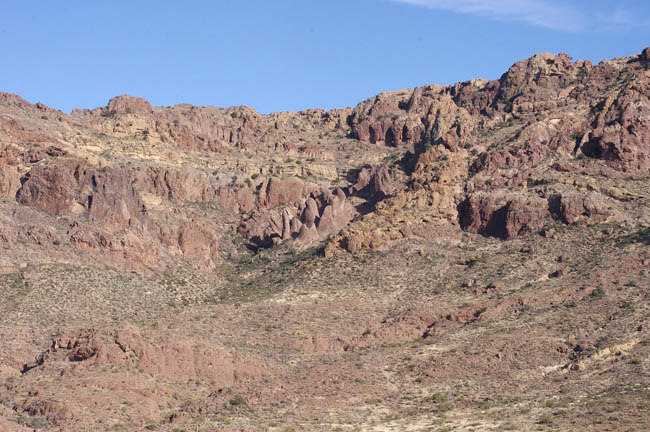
[350,164,394,202]
[458,192,549,239]
[257,177,305,208]
[550,191,611,224]
[107,95,153,114]
[0,165,20,197]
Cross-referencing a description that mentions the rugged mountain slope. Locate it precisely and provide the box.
[0,48,649,431]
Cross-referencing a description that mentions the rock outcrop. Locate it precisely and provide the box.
[550,191,612,224]
[2,47,650,266]
[458,192,549,239]
[349,87,476,150]
[17,159,149,230]
[27,326,266,386]
[2,48,650,432]
[240,180,356,246]
[350,164,394,202]
[580,79,650,172]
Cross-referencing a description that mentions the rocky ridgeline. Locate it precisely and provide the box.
[0,48,649,271]
[72,93,351,154]
[326,48,649,254]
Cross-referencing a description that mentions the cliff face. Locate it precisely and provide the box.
[2,49,649,272]
[1,49,650,431]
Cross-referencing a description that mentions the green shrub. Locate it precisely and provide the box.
[538,414,554,425]
[229,395,246,407]
[589,286,605,300]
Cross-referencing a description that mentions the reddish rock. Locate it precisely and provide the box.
[35,326,267,388]
[215,186,256,213]
[107,95,153,114]
[450,79,500,116]
[303,198,319,227]
[642,47,650,62]
[178,223,220,262]
[135,166,220,204]
[15,398,73,425]
[316,204,337,235]
[551,191,611,224]
[458,193,549,239]
[240,184,356,246]
[297,221,319,243]
[350,164,394,202]
[0,165,20,197]
[549,267,570,278]
[541,227,556,238]
[68,226,161,270]
[16,162,76,216]
[257,177,304,208]
[45,145,66,157]
[473,117,589,188]
[24,226,58,246]
[85,172,149,230]
[496,52,586,114]
[152,105,269,152]
[17,159,149,230]
[349,87,474,149]
[581,81,650,172]
[0,117,57,145]
[0,92,31,108]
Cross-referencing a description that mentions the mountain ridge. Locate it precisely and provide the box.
[0,47,649,431]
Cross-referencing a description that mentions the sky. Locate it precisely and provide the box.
[2,1,649,114]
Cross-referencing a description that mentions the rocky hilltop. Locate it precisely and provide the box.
[1,49,650,431]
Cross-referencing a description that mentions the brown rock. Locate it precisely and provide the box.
[17,159,150,230]
[541,227,556,238]
[16,161,76,216]
[24,226,58,246]
[549,267,570,278]
[552,192,611,224]
[0,92,31,108]
[258,177,304,208]
[349,87,474,149]
[303,198,319,227]
[0,165,20,197]
[581,82,650,172]
[136,166,217,204]
[16,398,73,425]
[317,204,337,236]
[45,145,66,157]
[178,223,220,262]
[496,52,580,114]
[41,326,266,388]
[350,164,394,202]
[85,171,149,230]
[297,221,319,243]
[458,192,549,239]
[241,186,356,246]
[107,95,153,114]
[642,47,650,62]
[214,185,256,213]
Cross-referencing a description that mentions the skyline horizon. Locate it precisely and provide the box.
[8,46,649,115]
[3,1,649,115]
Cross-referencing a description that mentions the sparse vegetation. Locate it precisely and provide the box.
[1,47,649,432]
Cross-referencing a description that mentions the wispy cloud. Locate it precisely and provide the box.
[594,8,650,31]
[392,0,647,32]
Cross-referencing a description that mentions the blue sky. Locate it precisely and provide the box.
[2,1,649,113]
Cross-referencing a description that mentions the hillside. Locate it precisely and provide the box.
[1,48,650,431]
